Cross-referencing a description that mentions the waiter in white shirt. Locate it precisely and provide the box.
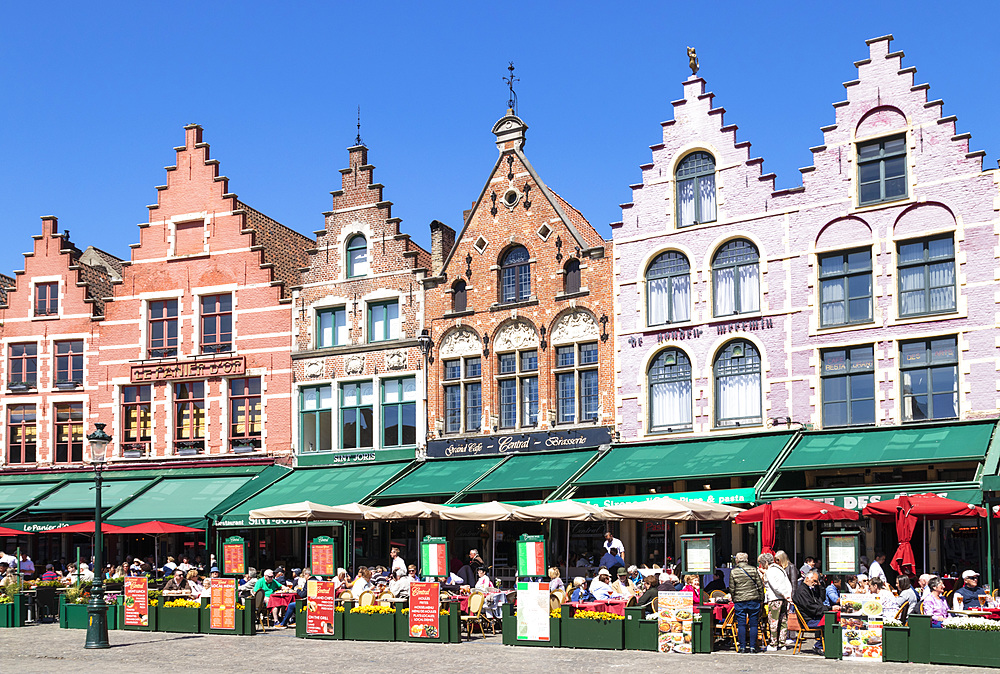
[390,547,406,576]
[868,553,887,583]
[603,532,625,561]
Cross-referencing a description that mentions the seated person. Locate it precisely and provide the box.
[923,577,949,627]
[612,568,639,599]
[680,574,701,606]
[896,575,918,622]
[548,567,565,593]
[599,548,626,577]
[703,569,727,594]
[635,574,660,608]
[657,572,676,593]
[40,564,60,582]
[277,567,313,629]
[570,577,595,603]
[388,568,411,598]
[590,569,624,600]
[474,567,494,591]
[186,569,204,597]
[162,569,191,595]
[254,569,284,624]
[824,576,842,608]
[793,570,827,654]
[953,570,988,610]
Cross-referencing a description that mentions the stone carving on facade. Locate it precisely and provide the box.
[386,350,406,371]
[303,360,324,378]
[439,327,481,358]
[493,320,538,351]
[550,310,599,345]
[345,354,365,375]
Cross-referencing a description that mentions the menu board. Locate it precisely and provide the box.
[658,591,693,654]
[408,582,440,639]
[222,536,246,576]
[517,535,546,577]
[310,536,335,577]
[421,537,448,578]
[209,577,237,630]
[839,593,883,660]
[681,535,714,575]
[516,581,550,642]
[306,579,338,636]
[824,533,860,574]
[123,577,149,627]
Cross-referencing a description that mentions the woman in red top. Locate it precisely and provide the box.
[681,574,701,605]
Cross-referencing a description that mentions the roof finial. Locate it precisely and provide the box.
[504,62,519,116]
[687,47,699,76]
[355,105,364,147]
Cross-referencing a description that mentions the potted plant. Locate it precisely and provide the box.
[560,608,625,650]
[121,443,146,458]
[174,440,203,456]
[6,381,31,393]
[882,617,908,663]
[59,585,94,629]
[55,379,80,390]
[156,598,202,633]
[345,603,396,641]
[0,583,28,628]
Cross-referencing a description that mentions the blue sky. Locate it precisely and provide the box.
[1,2,997,276]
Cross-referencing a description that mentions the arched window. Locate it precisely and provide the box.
[500,245,531,303]
[452,279,467,313]
[676,152,716,227]
[563,259,581,295]
[346,234,368,278]
[712,239,759,316]
[648,349,692,432]
[714,340,761,427]
[646,251,690,326]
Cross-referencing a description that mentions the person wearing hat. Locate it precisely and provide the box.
[590,568,625,600]
[253,569,283,625]
[953,570,988,610]
[40,563,60,582]
[612,568,639,599]
[570,576,595,603]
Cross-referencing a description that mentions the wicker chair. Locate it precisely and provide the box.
[357,590,375,607]
[377,590,394,607]
[461,591,487,640]
[714,605,737,647]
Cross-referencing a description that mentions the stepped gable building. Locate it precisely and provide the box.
[291,143,431,460]
[611,36,1000,567]
[96,124,310,462]
[0,218,118,466]
[421,110,614,484]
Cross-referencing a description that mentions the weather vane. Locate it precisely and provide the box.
[504,62,519,116]
[687,47,699,76]
[355,105,363,146]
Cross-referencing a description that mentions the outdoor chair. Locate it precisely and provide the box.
[338,590,353,601]
[253,589,268,633]
[549,594,562,613]
[461,591,487,640]
[377,590,394,607]
[357,590,375,607]
[709,590,727,601]
[714,605,737,647]
[788,603,823,655]
[894,602,909,624]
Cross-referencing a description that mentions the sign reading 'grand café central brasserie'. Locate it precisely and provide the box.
[426,427,613,458]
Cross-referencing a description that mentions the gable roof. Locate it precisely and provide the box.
[236,200,312,301]
[0,273,14,307]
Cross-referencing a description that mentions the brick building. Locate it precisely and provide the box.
[604,36,1000,569]
[290,143,431,461]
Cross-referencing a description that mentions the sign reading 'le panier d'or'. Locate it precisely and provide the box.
[130,355,246,383]
[426,426,612,458]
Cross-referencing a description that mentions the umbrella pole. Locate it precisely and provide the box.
[565,521,570,580]
[417,520,421,576]
[305,520,309,570]
[491,521,496,579]
[663,519,667,569]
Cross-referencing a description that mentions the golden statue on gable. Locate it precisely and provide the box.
[687,47,699,76]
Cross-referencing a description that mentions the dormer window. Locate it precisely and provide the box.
[858,135,907,206]
[500,246,531,303]
[347,234,368,278]
[35,282,58,317]
[676,152,716,227]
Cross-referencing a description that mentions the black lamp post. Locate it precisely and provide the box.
[84,422,111,649]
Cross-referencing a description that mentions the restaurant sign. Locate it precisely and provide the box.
[426,426,612,459]
[803,489,982,511]
[130,355,245,383]
[576,488,756,509]
[3,520,81,533]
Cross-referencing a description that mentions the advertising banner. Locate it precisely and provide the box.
[408,582,441,639]
[421,537,448,578]
[306,579,337,636]
[515,581,550,641]
[517,535,546,577]
[658,591,693,654]
[123,577,149,627]
[210,577,237,630]
[838,593,883,660]
[310,536,335,577]
[222,536,245,575]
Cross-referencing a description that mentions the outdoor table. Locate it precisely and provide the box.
[570,600,626,616]
[267,592,298,610]
[711,602,733,622]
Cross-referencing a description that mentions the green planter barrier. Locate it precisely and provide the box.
[905,614,1000,668]
[398,606,461,643]
[624,607,658,651]
[60,600,91,630]
[499,602,561,647]
[0,595,28,628]
[344,609,396,641]
[561,608,625,650]
[294,600,345,640]
[123,601,157,631]
[883,625,909,663]
[156,606,201,633]
[197,598,255,635]
[823,611,841,659]
[692,607,714,654]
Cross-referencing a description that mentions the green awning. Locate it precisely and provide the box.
[0,482,61,513]
[107,476,256,528]
[465,450,596,494]
[574,433,794,486]
[780,421,995,471]
[217,461,410,527]
[377,457,504,499]
[27,479,154,513]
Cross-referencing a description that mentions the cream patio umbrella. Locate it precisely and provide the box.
[439,501,523,574]
[513,500,617,579]
[249,501,374,570]
[365,501,459,576]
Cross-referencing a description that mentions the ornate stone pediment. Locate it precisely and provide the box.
[386,350,406,370]
[303,360,324,378]
[439,327,481,358]
[551,310,598,345]
[494,320,538,351]
[345,354,365,375]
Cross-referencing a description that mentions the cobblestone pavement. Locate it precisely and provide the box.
[0,624,984,674]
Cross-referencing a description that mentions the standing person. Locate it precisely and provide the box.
[730,552,765,654]
[599,547,625,577]
[868,553,888,584]
[763,552,792,651]
[389,547,406,576]
[792,570,827,654]
[19,554,34,579]
[798,556,817,583]
[603,532,626,561]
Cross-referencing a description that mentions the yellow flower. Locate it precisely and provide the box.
[349,604,395,614]
[573,610,623,621]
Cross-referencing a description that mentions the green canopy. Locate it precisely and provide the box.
[26,479,153,513]
[574,433,794,486]
[464,450,596,495]
[0,482,61,515]
[376,457,504,499]
[107,476,256,528]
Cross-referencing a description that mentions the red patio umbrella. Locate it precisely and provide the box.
[0,525,30,536]
[45,521,128,534]
[736,498,860,555]
[890,494,918,575]
[115,521,204,535]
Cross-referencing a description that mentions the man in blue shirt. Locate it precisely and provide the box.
[570,577,595,602]
[599,547,625,577]
[824,575,842,608]
[953,570,988,610]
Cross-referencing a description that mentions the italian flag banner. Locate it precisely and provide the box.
[517,535,546,577]
[421,537,448,577]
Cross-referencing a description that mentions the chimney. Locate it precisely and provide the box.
[41,215,59,237]
[429,220,456,276]
[462,201,476,225]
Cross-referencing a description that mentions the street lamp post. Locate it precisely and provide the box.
[85,422,112,649]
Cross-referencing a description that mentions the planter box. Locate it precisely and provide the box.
[294,598,345,640]
[883,626,909,663]
[692,608,713,654]
[344,609,396,641]
[123,603,157,631]
[823,611,841,659]
[398,607,461,643]
[0,595,28,628]
[905,613,1000,669]
[624,607,656,651]
[500,602,560,647]
[561,611,625,650]
[156,606,201,633]
[198,598,255,636]
[59,601,91,630]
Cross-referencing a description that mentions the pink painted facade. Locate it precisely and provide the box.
[612,35,999,442]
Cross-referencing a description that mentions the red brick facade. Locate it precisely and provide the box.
[423,113,614,441]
